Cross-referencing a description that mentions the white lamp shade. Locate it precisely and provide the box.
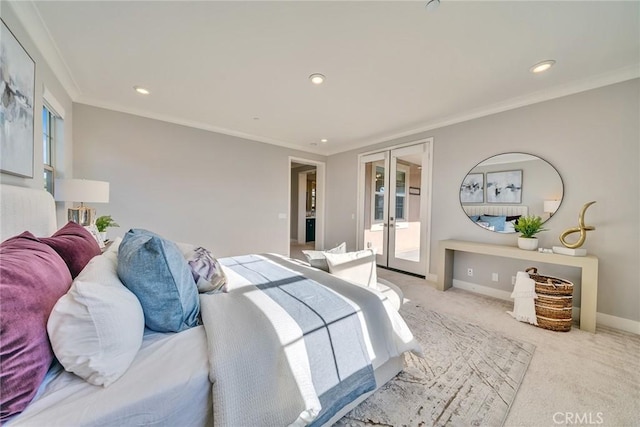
[544,200,561,214]
[54,179,110,203]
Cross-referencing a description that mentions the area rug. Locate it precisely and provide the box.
[336,302,535,427]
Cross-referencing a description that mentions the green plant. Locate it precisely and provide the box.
[95,215,120,233]
[514,215,547,238]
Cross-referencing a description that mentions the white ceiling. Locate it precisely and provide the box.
[15,1,640,155]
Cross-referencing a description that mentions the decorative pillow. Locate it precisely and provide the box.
[48,253,144,387]
[39,221,102,278]
[185,247,227,293]
[0,232,73,422]
[480,215,507,232]
[503,220,517,233]
[302,242,347,272]
[324,249,378,289]
[469,215,481,222]
[117,229,199,332]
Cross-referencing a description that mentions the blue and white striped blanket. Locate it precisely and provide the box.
[200,254,419,427]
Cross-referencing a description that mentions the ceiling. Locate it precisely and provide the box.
[14,1,640,155]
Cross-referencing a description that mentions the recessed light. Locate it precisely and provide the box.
[530,60,556,74]
[320,138,328,143]
[134,86,150,95]
[309,73,325,85]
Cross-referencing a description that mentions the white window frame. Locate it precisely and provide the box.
[371,161,385,225]
[43,105,57,195]
[42,89,65,195]
[394,163,410,222]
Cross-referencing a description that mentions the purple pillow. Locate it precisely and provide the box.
[187,247,227,293]
[40,222,101,278]
[0,232,73,421]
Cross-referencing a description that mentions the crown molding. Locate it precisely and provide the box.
[7,0,81,100]
[75,97,327,156]
[9,0,636,159]
[323,65,640,156]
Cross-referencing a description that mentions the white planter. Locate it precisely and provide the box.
[517,237,539,251]
[99,231,108,242]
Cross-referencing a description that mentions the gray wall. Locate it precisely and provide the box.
[325,79,640,322]
[0,4,74,225]
[73,104,324,257]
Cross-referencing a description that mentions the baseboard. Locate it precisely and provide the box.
[453,279,640,335]
[452,279,513,301]
[572,308,640,335]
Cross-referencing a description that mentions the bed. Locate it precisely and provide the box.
[462,205,528,233]
[0,184,420,426]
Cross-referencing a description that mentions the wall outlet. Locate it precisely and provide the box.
[467,268,473,277]
[492,273,499,282]
[512,276,516,285]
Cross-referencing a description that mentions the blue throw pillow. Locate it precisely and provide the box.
[480,215,507,232]
[117,229,199,332]
[469,215,481,222]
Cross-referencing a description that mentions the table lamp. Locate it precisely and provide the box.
[54,179,109,226]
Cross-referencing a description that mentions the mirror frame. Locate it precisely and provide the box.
[459,152,564,233]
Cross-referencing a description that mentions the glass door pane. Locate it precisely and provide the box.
[361,153,389,267]
[388,143,426,275]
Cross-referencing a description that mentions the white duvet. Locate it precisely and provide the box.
[200,254,420,427]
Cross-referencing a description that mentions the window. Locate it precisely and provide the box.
[373,164,385,222]
[43,105,57,194]
[395,167,408,221]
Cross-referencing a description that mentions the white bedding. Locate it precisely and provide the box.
[0,185,417,426]
[8,326,212,427]
[201,254,420,427]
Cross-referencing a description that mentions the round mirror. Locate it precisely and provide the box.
[459,153,563,233]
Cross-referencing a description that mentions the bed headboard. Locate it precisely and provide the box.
[0,184,57,242]
[462,205,529,217]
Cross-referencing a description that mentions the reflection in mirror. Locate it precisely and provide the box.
[460,153,563,233]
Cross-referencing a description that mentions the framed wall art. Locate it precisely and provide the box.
[460,173,484,203]
[1,19,35,178]
[486,170,522,203]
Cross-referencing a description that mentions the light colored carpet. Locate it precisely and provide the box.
[373,268,640,427]
[337,301,535,427]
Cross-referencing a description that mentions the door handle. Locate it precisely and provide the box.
[389,217,394,221]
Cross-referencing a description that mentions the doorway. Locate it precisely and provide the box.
[289,157,325,260]
[357,139,432,276]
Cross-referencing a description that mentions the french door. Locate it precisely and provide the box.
[358,141,431,276]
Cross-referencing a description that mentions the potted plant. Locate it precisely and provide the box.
[514,215,547,250]
[95,215,119,242]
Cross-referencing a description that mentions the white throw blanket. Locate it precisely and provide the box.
[508,271,538,325]
[199,254,420,427]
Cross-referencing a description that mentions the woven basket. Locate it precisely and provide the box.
[525,267,574,332]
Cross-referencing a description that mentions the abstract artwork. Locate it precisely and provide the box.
[1,19,35,178]
[460,173,484,203]
[487,170,522,203]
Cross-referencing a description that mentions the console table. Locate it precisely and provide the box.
[437,239,599,333]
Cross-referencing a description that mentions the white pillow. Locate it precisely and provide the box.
[47,253,145,387]
[302,242,346,272]
[324,249,378,289]
[503,220,517,233]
